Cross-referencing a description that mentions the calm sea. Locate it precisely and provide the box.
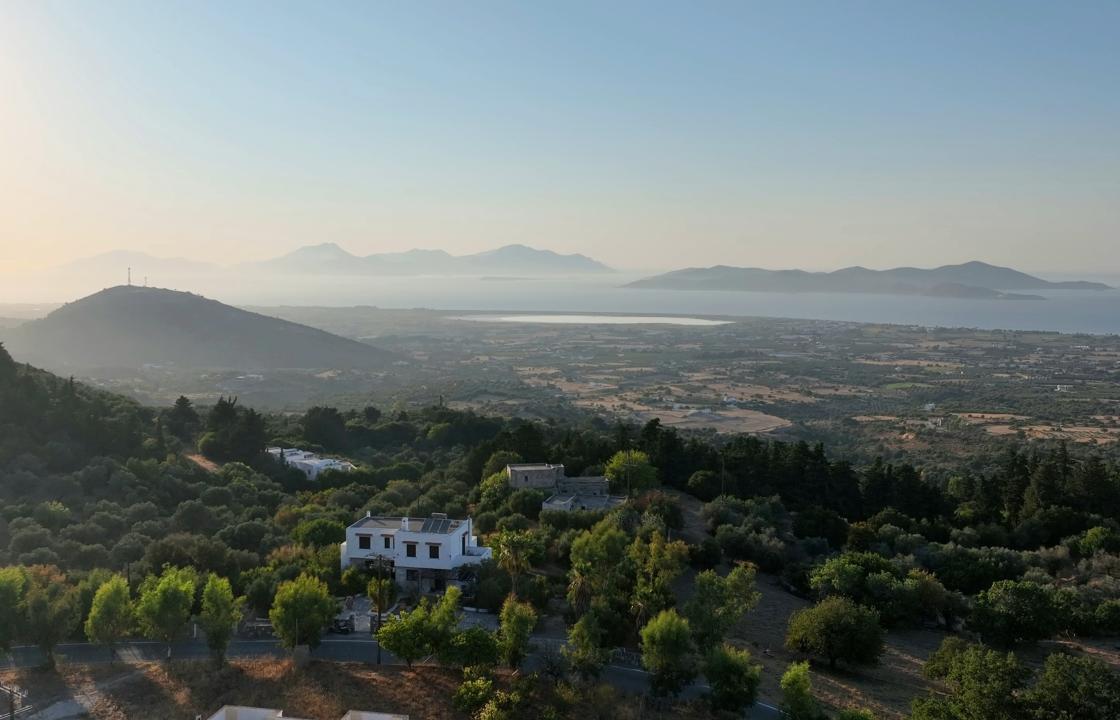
[7,272,1120,335]
[227,274,1120,335]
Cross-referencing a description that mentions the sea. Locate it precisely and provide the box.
[5,272,1120,335]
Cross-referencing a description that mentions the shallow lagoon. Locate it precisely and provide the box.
[458,314,733,326]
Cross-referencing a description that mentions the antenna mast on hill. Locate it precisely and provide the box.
[127,266,132,286]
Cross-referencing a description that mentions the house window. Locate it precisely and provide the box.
[358,535,371,550]
[428,544,440,559]
[383,536,392,549]
[405,569,418,581]
[405,543,416,558]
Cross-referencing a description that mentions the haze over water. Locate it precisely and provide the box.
[11,274,1116,335]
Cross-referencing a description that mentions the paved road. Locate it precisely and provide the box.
[1,636,780,719]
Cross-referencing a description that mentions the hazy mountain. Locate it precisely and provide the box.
[2,286,397,371]
[457,244,611,274]
[628,261,1110,298]
[246,243,612,276]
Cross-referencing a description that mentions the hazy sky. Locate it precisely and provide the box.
[1,1,1117,273]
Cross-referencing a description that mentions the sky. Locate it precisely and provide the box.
[1,1,1118,274]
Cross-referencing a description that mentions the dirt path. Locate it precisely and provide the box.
[185,454,220,473]
[662,487,707,545]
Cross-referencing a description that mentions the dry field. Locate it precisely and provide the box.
[730,574,945,719]
[2,661,467,720]
[0,660,718,720]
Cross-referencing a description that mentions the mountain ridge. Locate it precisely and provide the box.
[627,261,1111,298]
[249,243,613,276]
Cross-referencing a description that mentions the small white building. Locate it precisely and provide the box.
[267,447,357,480]
[340,513,491,593]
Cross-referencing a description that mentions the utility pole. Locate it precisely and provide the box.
[375,555,384,665]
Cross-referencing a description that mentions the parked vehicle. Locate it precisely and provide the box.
[329,614,355,634]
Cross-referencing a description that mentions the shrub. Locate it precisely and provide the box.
[786,596,884,669]
[969,579,1060,646]
[704,643,762,713]
[452,673,493,713]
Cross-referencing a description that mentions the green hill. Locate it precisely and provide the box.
[2,286,397,371]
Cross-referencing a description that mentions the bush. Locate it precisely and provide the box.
[640,609,698,697]
[453,674,493,713]
[689,537,722,569]
[780,661,822,720]
[496,514,531,532]
[969,579,1060,646]
[786,596,884,669]
[705,643,762,713]
[475,511,499,534]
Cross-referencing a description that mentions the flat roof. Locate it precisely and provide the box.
[348,514,466,534]
[506,463,563,470]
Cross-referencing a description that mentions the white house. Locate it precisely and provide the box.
[206,707,406,720]
[340,512,491,593]
[267,447,357,481]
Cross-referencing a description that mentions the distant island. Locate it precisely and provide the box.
[52,243,615,279]
[627,261,1111,300]
[250,242,614,276]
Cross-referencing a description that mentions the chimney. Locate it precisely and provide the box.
[366,510,371,518]
[402,516,409,530]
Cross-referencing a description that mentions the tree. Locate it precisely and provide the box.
[704,643,762,713]
[482,450,522,480]
[23,566,79,669]
[566,517,632,627]
[683,562,760,651]
[0,566,28,653]
[604,450,658,496]
[912,639,1029,720]
[1024,653,1120,720]
[165,395,200,441]
[135,566,197,660]
[970,579,1059,646]
[786,596,884,669]
[780,661,821,720]
[492,530,544,597]
[564,613,608,680]
[366,576,397,615]
[378,600,432,667]
[302,406,349,450]
[270,573,336,651]
[428,586,463,658]
[498,596,537,669]
[837,710,877,720]
[84,575,132,658]
[199,574,242,666]
[639,609,698,696]
[628,531,689,628]
[440,626,500,670]
[292,518,346,547]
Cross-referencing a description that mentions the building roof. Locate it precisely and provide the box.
[505,463,563,471]
[348,513,466,534]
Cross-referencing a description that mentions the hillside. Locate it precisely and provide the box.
[248,242,613,276]
[1,286,397,371]
[628,261,1110,297]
